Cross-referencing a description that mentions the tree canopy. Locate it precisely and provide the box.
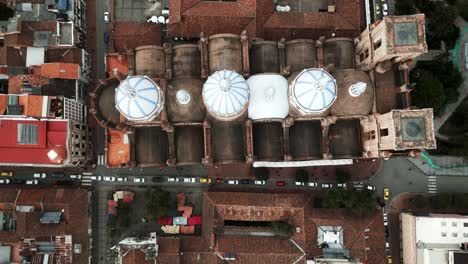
[295,169,309,182]
[144,187,170,218]
[322,189,375,214]
[410,69,446,113]
[335,170,351,183]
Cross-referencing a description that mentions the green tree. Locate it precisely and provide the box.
[144,187,170,217]
[254,167,269,180]
[295,169,309,182]
[452,193,468,209]
[322,189,375,214]
[459,1,468,21]
[117,202,131,228]
[411,70,446,113]
[395,0,416,15]
[271,221,293,236]
[335,170,351,183]
[425,3,459,49]
[409,194,430,209]
[432,193,453,209]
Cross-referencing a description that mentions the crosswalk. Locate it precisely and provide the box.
[427,175,437,194]
[82,175,93,186]
[97,154,106,166]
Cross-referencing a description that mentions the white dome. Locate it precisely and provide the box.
[203,69,249,119]
[247,74,289,120]
[291,68,337,113]
[115,76,163,121]
[348,81,367,97]
[176,89,191,105]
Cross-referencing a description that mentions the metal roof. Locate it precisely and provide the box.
[291,68,337,113]
[203,69,248,119]
[40,211,62,224]
[115,76,163,121]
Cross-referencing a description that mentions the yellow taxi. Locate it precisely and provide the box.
[1,171,13,177]
[387,256,392,264]
[200,178,211,183]
[384,188,390,200]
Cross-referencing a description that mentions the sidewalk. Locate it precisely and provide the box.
[407,155,468,176]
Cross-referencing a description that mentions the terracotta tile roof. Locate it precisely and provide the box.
[40,63,80,79]
[106,54,128,78]
[107,129,130,167]
[168,0,364,40]
[0,188,89,263]
[122,250,154,264]
[112,22,161,53]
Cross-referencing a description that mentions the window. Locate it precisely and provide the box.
[374,39,382,50]
[441,221,447,227]
[452,233,458,238]
[17,124,38,145]
[380,128,389,137]
[441,232,447,237]
[360,52,365,62]
[365,49,370,59]
[464,233,468,238]
[464,223,468,227]
[452,222,458,227]
[368,130,376,140]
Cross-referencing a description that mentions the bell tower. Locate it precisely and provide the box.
[355,14,428,73]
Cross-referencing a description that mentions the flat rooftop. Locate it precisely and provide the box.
[212,122,245,163]
[329,119,362,158]
[135,127,168,166]
[290,120,322,160]
[253,122,284,161]
[175,126,204,165]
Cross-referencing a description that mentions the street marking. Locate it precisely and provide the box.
[427,176,437,193]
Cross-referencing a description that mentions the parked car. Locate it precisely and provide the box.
[383,212,388,226]
[367,185,376,191]
[34,173,47,179]
[168,177,179,183]
[152,177,165,182]
[0,179,10,184]
[70,174,81,179]
[104,32,109,44]
[322,183,333,188]
[382,3,388,16]
[385,242,390,250]
[55,180,74,186]
[383,188,390,200]
[200,177,211,183]
[240,179,251,184]
[227,180,239,185]
[295,181,306,186]
[90,176,102,181]
[215,178,223,183]
[11,179,25,184]
[387,256,392,264]
[182,177,196,183]
[254,180,266,185]
[117,177,127,182]
[51,173,65,178]
[134,177,146,183]
[308,182,318,187]
[1,171,13,177]
[276,181,286,187]
[104,11,110,23]
[337,183,347,188]
[26,180,39,185]
[103,176,116,182]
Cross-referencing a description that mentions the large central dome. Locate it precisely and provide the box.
[115,76,163,121]
[290,68,337,113]
[203,69,249,120]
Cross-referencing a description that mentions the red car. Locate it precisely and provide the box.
[276,181,286,187]
[215,178,223,183]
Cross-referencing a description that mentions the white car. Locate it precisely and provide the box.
[134,177,145,183]
[34,173,46,178]
[117,177,127,182]
[322,183,333,188]
[254,180,266,185]
[104,11,110,23]
[103,176,115,182]
[0,179,10,184]
[382,3,388,16]
[26,180,39,185]
[337,183,347,188]
[70,174,81,179]
[295,181,306,186]
[168,177,179,182]
[182,177,196,183]
[367,185,376,191]
[227,180,239,185]
[90,176,102,181]
[308,182,318,187]
[383,212,388,226]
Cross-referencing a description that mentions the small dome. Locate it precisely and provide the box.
[176,89,191,105]
[247,74,289,120]
[348,82,367,97]
[290,68,337,113]
[115,76,163,121]
[203,70,249,120]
